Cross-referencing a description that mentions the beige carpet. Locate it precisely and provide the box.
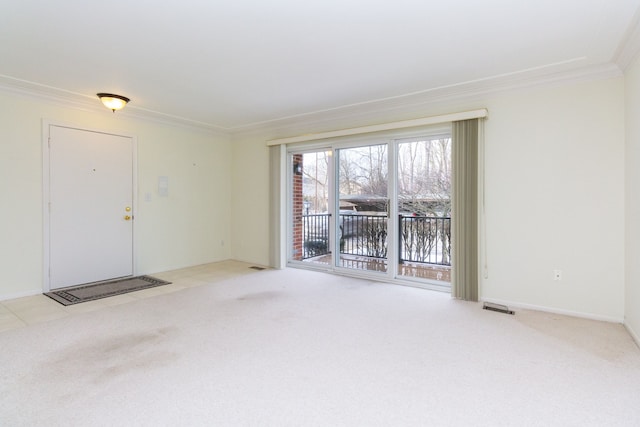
[1,267,639,426]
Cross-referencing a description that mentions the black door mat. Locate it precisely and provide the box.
[44,276,171,306]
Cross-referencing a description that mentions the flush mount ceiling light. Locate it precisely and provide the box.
[97,93,130,112]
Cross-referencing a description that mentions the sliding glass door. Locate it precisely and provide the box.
[287,131,451,288]
[396,136,452,283]
[336,144,388,274]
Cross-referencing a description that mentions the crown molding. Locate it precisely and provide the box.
[0,74,230,136]
[0,75,102,113]
[0,61,624,139]
[613,6,640,70]
[232,61,623,139]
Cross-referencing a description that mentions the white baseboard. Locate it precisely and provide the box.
[480,297,624,323]
[624,321,640,348]
[0,289,42,302]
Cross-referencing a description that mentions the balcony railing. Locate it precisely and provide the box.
[341,214,388,259]
[398,215,451,266]
[301,213,451,266]
[302,214,331,259]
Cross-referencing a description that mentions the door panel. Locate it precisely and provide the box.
[396,137,452,283]
[336,144,388,273]
[49,126,134,289]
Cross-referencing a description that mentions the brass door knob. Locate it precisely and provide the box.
[124,215,131,221]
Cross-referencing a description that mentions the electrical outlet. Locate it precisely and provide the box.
[553,269,562,281]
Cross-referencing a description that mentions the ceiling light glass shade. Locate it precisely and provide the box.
[97,93,130,112]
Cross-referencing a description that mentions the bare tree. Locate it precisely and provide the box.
[302,151,330,213]
[397,137,451,216]
[339,145,388,199]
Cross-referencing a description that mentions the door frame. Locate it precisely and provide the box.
[332,142,395,280]
[284,125,452,291]
[42,119,138,292]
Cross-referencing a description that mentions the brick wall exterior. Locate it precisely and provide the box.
[292,154,303,261]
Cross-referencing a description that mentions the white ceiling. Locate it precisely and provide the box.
[1,0,640,132]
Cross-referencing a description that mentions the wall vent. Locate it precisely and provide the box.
[483,302,514,315]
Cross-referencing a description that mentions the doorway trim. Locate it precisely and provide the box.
[42,119,138,292]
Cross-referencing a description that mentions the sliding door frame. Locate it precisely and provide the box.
[285,124,452,291]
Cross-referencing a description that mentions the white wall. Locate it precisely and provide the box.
[0,91,232,299]
[482,79,625,321]
[231,77,626,321]
[1,75,625,321]
[230,136,272,266]
[625,55,640,340]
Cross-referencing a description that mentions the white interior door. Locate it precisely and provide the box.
[48,125,134,289]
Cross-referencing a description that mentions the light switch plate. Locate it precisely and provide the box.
[158,176,169,197]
